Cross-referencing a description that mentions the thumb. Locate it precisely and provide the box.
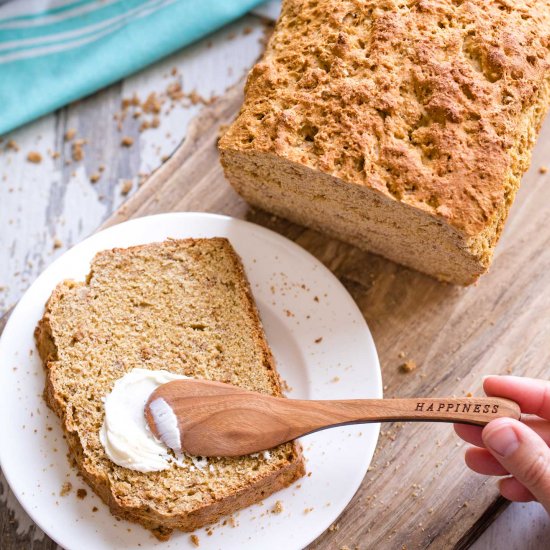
[482,418,550,513]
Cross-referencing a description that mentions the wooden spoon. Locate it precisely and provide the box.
[144,379,521,457]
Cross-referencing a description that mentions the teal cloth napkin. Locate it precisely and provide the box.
[0,0,264,135]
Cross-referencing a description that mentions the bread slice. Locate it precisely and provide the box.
[219,0,550,285]
[35,238,305,540]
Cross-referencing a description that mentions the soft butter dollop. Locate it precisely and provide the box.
[99,368,188,473]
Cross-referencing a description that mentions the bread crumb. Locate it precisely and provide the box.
[400,360,417,373]
[188,90,201,105]
[98,164,105,173]
[64,128,76,141]
[71,140,86,161]
[121,136,134,147]
[190,534,200,547]
[76,488,87,499]
[143,92,162,114]
[329,523,340,532]
[53,238,63,250]
[271,500,284,514]
[331,376,340,383]
[303,507,314,514]
[60,482,72,496]
[92,506,98,512]
[540,165,548,174]
[314,337,323,344]
[120,180,133,195]
[27,151,42,164]
[398,351,406,359]
[90,173,101,183]
[6,139,20,151]
[243,26,253,35]
[466,392,473,397]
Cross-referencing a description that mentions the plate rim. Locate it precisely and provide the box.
[0,211,382,549]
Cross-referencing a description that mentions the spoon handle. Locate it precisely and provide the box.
[294,397,520,429]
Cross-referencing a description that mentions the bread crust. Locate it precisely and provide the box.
[35,238,305,540]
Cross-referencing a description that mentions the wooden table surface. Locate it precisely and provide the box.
[1,9,549,550]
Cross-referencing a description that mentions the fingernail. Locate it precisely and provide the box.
[482,375,499,382]
[484,422,520,457]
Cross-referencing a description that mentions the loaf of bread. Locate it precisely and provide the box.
[35,238,304,540]
[219,0,550,285]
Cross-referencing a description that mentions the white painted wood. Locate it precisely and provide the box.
[0,5,548,549]
[473,502,550,550]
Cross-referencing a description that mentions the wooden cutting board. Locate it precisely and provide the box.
[6,81,550,549]
[104,82,550,549]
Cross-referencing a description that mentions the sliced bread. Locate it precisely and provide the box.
[35,238,305,540]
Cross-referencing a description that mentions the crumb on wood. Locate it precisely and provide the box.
[76,488,87,499]
[190,534,200,547]
[120,179,133,195]
[142,92,161,114]
[27,151,42,164]
[121,136,134,147]
[398,351,406,359]
[271,500,284,514]
[188,90,201,105]
[6,139,20,151]
[399,360,417,373]
[329,523,340,532]
[64,128,76,141]
[60,482,72,497]
[71,139,86,161]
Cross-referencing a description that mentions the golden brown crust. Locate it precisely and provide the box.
[220,0,550,283]
[35,238,304,540]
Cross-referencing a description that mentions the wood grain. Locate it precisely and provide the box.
[146,379,521,457]
[97,79,550,549]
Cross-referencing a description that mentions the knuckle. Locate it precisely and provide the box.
[521,452,550,488]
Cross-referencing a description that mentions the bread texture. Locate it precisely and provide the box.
[219,0,550,285]
[35,238,304,540]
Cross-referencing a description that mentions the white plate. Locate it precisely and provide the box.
[0,212,382,550]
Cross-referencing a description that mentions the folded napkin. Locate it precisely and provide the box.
[0,0,265,135]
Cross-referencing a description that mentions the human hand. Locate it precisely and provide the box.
[454,376,550,514]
